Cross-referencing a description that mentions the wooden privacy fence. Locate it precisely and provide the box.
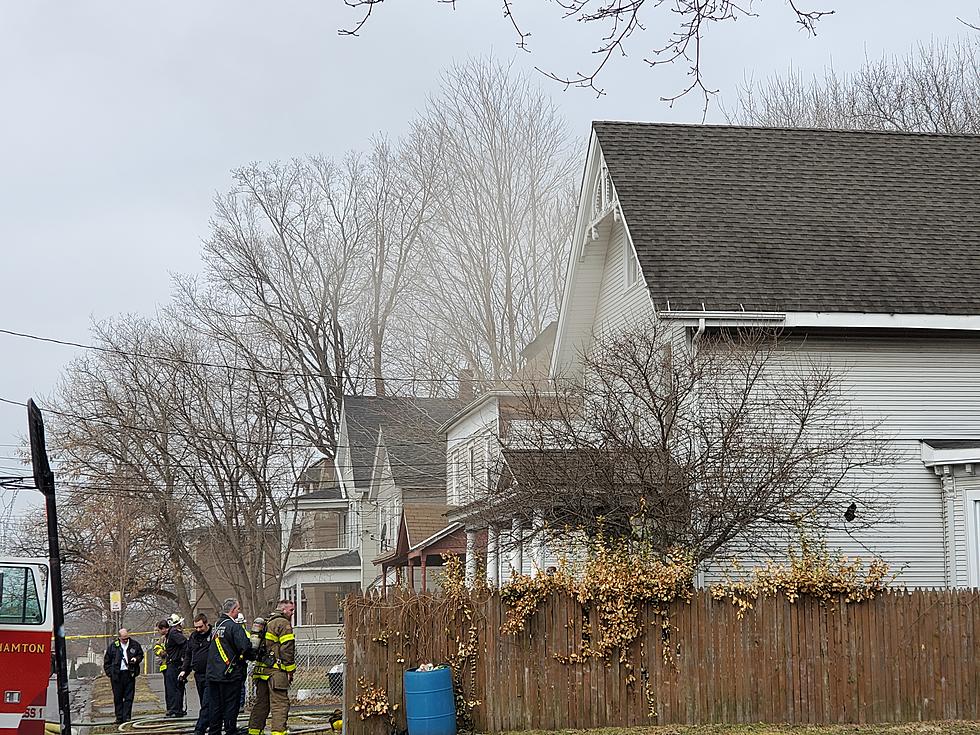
[344,589,980,733]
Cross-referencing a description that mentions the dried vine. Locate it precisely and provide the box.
[710,536,892,618]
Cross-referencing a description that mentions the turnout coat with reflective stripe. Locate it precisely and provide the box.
[206,613,253,682]
[253,611,295,680]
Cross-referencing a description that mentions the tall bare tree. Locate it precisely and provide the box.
[478,321,889,565]
[49,315,307,617]
[179,156,369,456]
[417,59,577,385]
[731,37,980,133]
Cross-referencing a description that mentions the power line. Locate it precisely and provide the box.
[0,326,535,385]
[0,395,484,452]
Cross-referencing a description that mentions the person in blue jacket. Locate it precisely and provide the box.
[206,598,255,735]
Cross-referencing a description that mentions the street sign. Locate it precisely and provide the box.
[109,591,122,612]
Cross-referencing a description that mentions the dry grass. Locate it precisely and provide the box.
[510,725,980,735]
[90,676,161,709]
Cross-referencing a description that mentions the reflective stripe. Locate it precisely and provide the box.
[275,661,296,672]
[215,637,230,666]
[264,631,279,642]
[277,633,295,644]
[272,731,287,735]
[252,672,271,680]
[248,729,261,734]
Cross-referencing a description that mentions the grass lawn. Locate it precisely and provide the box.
[510,725,980,734]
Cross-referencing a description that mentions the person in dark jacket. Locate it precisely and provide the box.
[206,598,255,735]
[158,615,189,717]
[103,628,144,724]
[180,613,213,735]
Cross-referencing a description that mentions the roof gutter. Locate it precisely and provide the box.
[659,310,786,327]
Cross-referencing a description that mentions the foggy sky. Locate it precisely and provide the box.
[0,1,975,511]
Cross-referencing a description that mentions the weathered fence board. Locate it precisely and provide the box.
[343,589,980,733]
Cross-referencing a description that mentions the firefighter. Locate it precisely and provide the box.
[157,615,188,717]
[206,598,255,735]
[247,599,296,735]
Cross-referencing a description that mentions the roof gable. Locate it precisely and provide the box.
[593,121,980,315]
[341,396,462,491]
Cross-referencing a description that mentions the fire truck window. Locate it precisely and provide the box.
[0,566,44,625]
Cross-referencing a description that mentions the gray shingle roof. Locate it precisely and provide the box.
[593,122,980,314]
[343,396,462,490]
[290,550,360,569]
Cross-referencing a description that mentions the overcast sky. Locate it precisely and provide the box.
[0,1,976,507]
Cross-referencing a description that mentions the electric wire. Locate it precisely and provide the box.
[0,325,541,385]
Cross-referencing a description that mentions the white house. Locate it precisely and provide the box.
[457,121,980,589]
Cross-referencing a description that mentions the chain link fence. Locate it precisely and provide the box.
[289,640,345,706]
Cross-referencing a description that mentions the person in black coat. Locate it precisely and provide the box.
[180,613,213,735]
[206,599,255,735]
[158,615,189,717]
[103,628,144,724]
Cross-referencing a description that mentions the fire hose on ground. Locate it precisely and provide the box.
[52,709,344,734]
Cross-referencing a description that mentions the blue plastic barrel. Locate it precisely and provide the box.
[403,667,457,735]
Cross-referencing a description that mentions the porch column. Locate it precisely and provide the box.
[408,558,415,592]
[465,529,477,587]
[486,526,500,588]
[382,564,388,597]
[533,512,547,573]
[295,581,304,627]
[421,556,428,591]
[510,519,524,580]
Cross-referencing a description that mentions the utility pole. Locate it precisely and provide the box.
[28,400,72,735]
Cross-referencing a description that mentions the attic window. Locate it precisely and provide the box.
[625,242,640,288]
[592,167,615,219]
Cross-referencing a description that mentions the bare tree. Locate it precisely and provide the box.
[475,320,889,565]
[49,314,307,617]
[362,134,441,396]
[417,59,577,385]
[731,36,980,132]
[178,156,369,456]
[340,1,833,105]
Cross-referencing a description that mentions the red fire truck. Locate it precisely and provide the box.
[0,558,53,735]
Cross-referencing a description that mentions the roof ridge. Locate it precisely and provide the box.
[592,119,980,140]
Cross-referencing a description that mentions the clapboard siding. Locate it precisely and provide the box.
[778,334,980,436]
[592,220,655,338]
[702,444,946,587]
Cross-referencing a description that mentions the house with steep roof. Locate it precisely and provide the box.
[334,395,462,591]
[278,458,360,637]
[456,122,980,589]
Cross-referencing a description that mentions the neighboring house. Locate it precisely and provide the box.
[442,327,561,586]
[334,396,462,591]
[458,121,980,589]
[280,459,361,636]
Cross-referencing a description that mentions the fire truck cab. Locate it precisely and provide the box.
[0,559,53,735]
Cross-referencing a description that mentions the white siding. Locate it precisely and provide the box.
[592,220,655,339]
[780,334,980,436]
[701,333,980,589]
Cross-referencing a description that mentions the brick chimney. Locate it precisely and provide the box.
[458,367,474,402]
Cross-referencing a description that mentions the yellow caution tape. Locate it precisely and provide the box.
[65,631,157,640]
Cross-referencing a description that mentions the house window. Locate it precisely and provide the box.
[625,242,640,288]
[966,489,980,586]
[449,448,459,505]
[484,434,494,490]
[467,445,476,501]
